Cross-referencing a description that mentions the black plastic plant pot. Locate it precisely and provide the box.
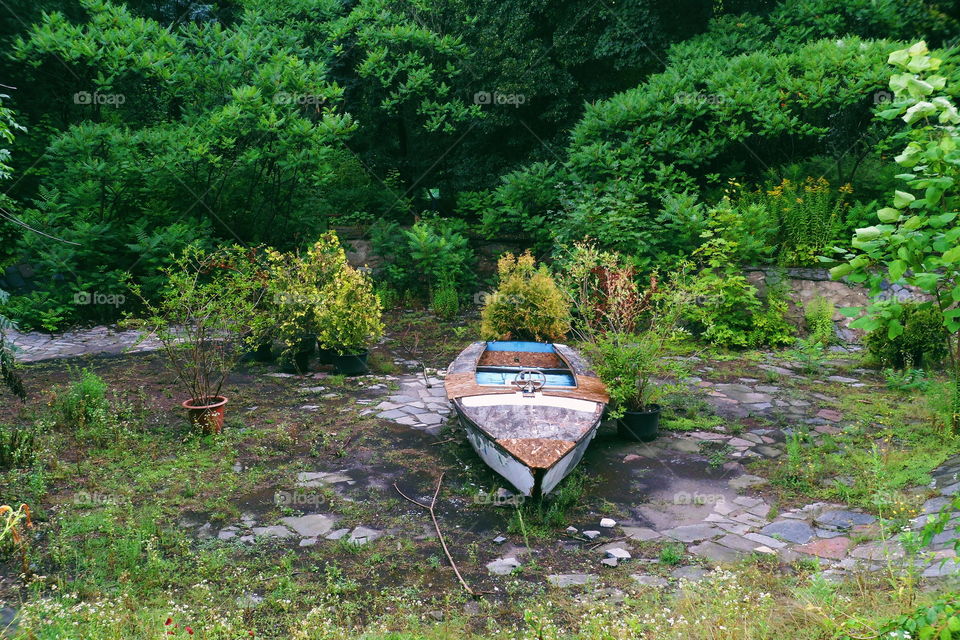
[292,335,315,374]
[253,340,274,362]
[316,342,337,365]
[618,404,662,442]
[333,350,369,376]
[293,349,312,374]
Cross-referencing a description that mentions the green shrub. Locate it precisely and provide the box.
[480,251,571,343]
[684,210,796,348]
[370,217,474,300]
[315,264,385,355]
[839,595,960,640]
[741,177,851,266]
[51,368,117,445]
[0,425,36,470]
[864,303,947,369]
[805,296,835,345]
[686,268,795,349]
[431,280,460,320]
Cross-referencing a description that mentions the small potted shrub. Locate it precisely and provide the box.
[261,233,349,373]
[589,333,682,441]
[562,245,697,441]
[480,251,571,342]
[132,245,264,433]
[315,263,384,375]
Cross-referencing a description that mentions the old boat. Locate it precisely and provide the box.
[444,341,609,497]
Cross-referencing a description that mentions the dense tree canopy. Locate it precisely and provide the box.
[0,0,957,328]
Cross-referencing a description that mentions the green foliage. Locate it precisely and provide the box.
[11,0,365,251]
[0,425,36,470]
[658,542,685,565]
[864,303,947,369]
[479,251,570,343]
[371,218,474,298]
[315,263,384,355]
[740,178,853,266]
[556,37,894,261]
[51,368,118,446]
[588,332,684,416]
[131,245,264,404]
[832,42,960,429]
[557,241,655,340]
[883,368,931,393]
[686,234,795,348]
[261,233,351,358]
[431,279,459,320]
[805,296,836,345]
[788,338,828,374]
[840,595,960,640]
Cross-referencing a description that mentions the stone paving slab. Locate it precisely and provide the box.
[8,325,163,362]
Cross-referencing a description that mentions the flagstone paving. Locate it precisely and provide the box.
[7,325,162,362]
[13,324,960,581]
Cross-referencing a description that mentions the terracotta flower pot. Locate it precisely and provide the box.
[182,396,228,434]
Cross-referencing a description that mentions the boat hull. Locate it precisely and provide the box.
[445,341,609,497]
[454,399,602,497]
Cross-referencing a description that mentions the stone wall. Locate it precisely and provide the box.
[745,267,931,341]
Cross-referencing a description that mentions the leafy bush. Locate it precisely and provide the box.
[315,264,384,355]
[261,233,350,359]
[4,192,213,331]
[748,178,852,266]
[51,368,117,445]
[370,217,474,299]
[686,233,795,348]
[431,279,460,320]
[831,42,960,427]
[556,183,707,272]
[0,425,35,470]
[557,242,656,339]
[805,296,836,345]
[480,251,571,343]
[560,37,892,244]
[840,595,960,640]
[131,245,264,407]
[864,303,946,369]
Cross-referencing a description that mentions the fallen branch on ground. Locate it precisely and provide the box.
[394,473,478,597]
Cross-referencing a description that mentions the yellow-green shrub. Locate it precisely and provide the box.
[315,264,384,354]
[480,251,570,342]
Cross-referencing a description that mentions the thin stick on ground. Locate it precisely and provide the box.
[394,473,477,597]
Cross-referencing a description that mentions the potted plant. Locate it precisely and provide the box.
[589,333,681,441]
[315,263,384,375]
[131,245,264,433]
[562,244,697,441]
[261,233,348,373]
